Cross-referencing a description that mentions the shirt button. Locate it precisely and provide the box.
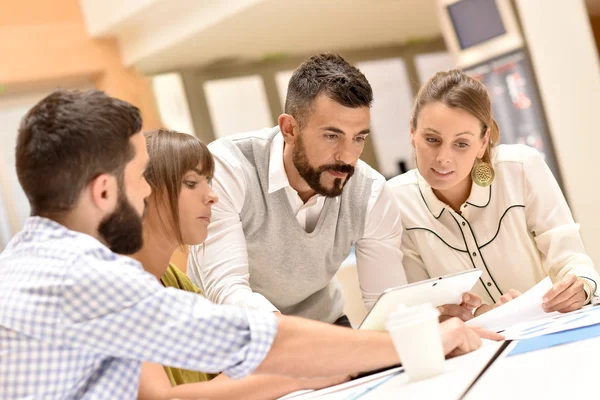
[462,222,466,226]
[487,282,492,287]
[472,252,477,257]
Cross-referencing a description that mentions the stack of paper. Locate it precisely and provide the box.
[508,321,600,356]
[356,341,505,400]
[278,367,403,400]
[466,277,559,332]
[502,304,600,339]
[279,342,504,400]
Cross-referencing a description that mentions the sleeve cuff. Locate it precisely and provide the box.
[223,310,278,379]
[578,276,598,304]
[228,290,280,313]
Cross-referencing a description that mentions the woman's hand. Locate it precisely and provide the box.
[474,289,521,317]
[543,275,588,313]
[437,292,482,322]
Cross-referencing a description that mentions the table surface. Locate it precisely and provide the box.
[465,334,599,399]
[280,325,599,399]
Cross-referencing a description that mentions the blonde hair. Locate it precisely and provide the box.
[143,128,214,247]
[411,69,500,164]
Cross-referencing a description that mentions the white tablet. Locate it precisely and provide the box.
[358,269,483,331]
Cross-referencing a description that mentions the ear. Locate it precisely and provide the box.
[409,117,416,148]
[477,128,491,159]
[278,114,299,146]
[89,173,118,213]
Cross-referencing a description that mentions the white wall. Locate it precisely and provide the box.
[0,190,11,250]
[0,95,45,243]
[515,0,600,266]
[414,51,455,84]
[275,70,294,111]
[152,73,196,136]
[356,58,415,178]
[203,75,273,138]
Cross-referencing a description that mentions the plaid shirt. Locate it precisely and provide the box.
[0,217,278,399]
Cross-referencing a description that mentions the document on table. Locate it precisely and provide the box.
[357,341,505,400]
[502,304,600,339]
[466,277,559,332]
[277,367,403,400]
[508,321,600,356]
[279,341,505,400]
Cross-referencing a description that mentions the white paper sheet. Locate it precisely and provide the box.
[279,341,504,400]
[357,341,504,400]
[501,304,600,339]
[278,366,403,400]
[466,277,558,332]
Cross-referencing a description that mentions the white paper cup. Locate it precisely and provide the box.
[386,303,445,381]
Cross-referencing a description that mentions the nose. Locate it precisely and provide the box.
[435,145,453,165]
[205,189,218,206]
[335,141,358,165]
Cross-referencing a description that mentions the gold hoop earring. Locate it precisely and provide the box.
[471,158,495,187]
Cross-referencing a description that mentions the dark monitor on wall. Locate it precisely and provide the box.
[447,0,507,50]
[437,0,524,69]
[463,50,562,187]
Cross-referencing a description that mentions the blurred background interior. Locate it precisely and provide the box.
[1,0,599,324]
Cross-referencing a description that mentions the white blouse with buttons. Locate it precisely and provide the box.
[388,144,600,304]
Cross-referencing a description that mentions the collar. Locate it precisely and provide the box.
[21,216,144,267]
[22,216,101,247]
[465,180,492,208]
[24,215,66,231]
[267,131,291,194]
[416,170,446,219]
[416,170,491,218]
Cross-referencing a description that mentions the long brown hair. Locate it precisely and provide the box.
[411,69,500,164]
[143,128,214,247]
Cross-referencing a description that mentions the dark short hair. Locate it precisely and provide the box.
[16,89,142,215]
[284,53,373,127]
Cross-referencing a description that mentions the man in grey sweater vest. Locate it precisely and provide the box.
[188,53,408,325]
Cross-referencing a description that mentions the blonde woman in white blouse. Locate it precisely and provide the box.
[389,69,599,320]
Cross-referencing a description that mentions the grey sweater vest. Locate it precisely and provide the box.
[222,127,372,322]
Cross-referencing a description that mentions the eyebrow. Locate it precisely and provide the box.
[322,126,371,136]
[424,128,474,137]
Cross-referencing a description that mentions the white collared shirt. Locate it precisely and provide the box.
[188,130,406,312]
[388,144,599,304]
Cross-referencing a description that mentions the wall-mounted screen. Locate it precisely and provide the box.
[437,0,523,69]
[464,50,562,186]
[447,0,506,50]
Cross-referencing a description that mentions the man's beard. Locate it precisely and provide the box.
[292,133,355,197]
[98,188,145,254]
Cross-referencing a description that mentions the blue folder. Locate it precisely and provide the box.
[508,322,600,356]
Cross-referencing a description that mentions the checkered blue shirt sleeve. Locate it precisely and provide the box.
[62,253,278,380]
[0,217,279,399]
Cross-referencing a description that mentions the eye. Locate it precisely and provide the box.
[425,137,439,144]
[455,142,469,149]
[325,134,338,141]
[183,180,197,189]
[355,136,367,143]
